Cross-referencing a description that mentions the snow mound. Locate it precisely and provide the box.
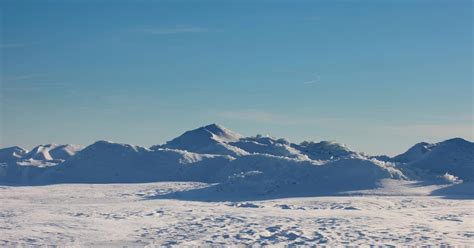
[153,124,248,156]
[0,146,28,162]
[22,144,83,161]
[392,142,435,163]
[45,141,150,183]
[230,135,308,159]
[164,155,406,200]
[49,144,84,160]
[292,140,356,160]
[397,138,474,181]
[144,148,234,182]
[213,154,405,197]
[42,140,233,184]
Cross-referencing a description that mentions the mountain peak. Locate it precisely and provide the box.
[391,142,434,163]
[392,137,473,164]
[198,123,242,142]
[155,124,246,156]
[202,123,224,130]
[440,137,472,146]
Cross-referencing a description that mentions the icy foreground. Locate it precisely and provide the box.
[0,181,472,246]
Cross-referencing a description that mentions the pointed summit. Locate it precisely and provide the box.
[155,124,247,156]
[196,123,243,142]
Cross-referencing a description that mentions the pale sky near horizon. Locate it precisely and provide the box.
[1,0,472,156]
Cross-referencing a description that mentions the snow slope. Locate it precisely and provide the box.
[24,140,405,196]
[0,182,471,246]
[392,138,474,181]
[0,146,28,162]
[153,124,248,156]
[392,142,436,163]
[22,144,83,161]
[292,140,356,161]
[41,140,233,184]
[230,135,308,159]
[0,144,83,184]
[163,155,406,201]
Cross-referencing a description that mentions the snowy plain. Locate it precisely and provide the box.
[0,181,472,246]
[0,124,473,246]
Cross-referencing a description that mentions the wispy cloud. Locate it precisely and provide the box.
[2,85,44,92]
[302,74,321,86]
[2,74,71,93]
[3,74,45,82]
[304,16,321,21]
[0,43,28,49]
[135,27,215,35]
[2,82,70,93]
[302,80,319,85]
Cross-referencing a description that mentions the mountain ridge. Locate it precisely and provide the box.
[1,124,472,188]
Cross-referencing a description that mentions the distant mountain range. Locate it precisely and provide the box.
[1,124,472,192]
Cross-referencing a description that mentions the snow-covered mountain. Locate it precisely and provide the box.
[0,144,84,184]
[292,140,356,160]
[152,124,355,161]
[230,135,308,159]
[0,124,472,194]
[392,138,474,181]
[40,140,233,184]
[0,146,28,162]
[152,124,248,156]
[22,144,84,161]
[213,154,405,198]
[392,142,435,163]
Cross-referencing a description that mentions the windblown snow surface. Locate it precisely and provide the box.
[0,124,473,246]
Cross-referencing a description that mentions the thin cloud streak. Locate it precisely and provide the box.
[3,74,45,82]
[2,81,72,93]
[302,80,319,85]
[135,27,215,35]
[304,16,321,21]
[302,74,321,85]
[0,43,28,48]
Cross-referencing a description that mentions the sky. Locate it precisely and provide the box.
[0,0,472,156]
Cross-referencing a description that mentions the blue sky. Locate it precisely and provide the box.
[1,0,472,155]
